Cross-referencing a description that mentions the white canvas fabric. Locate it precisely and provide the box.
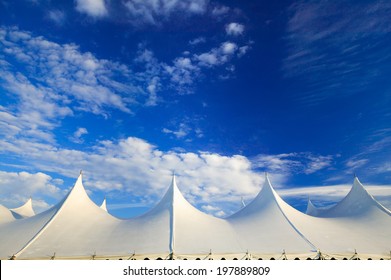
[0,204,15,224]
[287,178,391,258]
[10,198,35,219]
[0,174,390,260]
[227,175,316,257]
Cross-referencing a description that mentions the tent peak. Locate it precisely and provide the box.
[10,197,35,218]
[100,197,108,212]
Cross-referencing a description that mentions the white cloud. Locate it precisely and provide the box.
[201,204,226,217]
[123,0,209,25]
[163,56,200,93]
[194,41,241,68]
[146,76,160,106]
[211,5,230,17]
[221,42,238,55]
[252,153,333,176]
[283,1,391,104]
[189,37,206,46]
[0,71,72,143]
[75,0,108,18]
[162,123,190,139]
[0,26,251,146]
[278,184,391,210]
[70,127,88,144]
[0,171,63,213]
[0,27,156,120]
[196,52,218,67]
[0,135,264,216]
[345,158,369,170]
[238,45,250,57]
[47,10,66,25]
[225,23,245,36]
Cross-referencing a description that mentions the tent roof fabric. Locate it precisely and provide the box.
[307,177,391,218]
[0,174,390,260]
[10,198,35,219]
[0,204,15,224]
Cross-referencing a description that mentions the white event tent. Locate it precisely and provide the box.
[0,173,390,260]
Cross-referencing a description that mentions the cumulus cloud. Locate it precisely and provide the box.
[201,204,226,217]
[194,41,243,68]
[0,135,265,216]
[225,23,245,36]
[0,171,63,213]
[163,56,200,93]
[75,0,108,18]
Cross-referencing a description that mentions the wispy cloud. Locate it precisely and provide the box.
[0,26,146,117]
[283,0,391,105]
[162,121,204,140]
[123,0,209,26]
[342,130,391,178]
[0,26,251,148]
[211,4,230,17]
[189,37,206,46]
[252,152,333,176]
[47,10,66,25]
[162,124,190,139]
[279,184,391,210]
[161,39,251,93]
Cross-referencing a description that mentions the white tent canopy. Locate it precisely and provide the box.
[288,177,391,258]
[0,204,15,225]
[10,198,35,219]
[227,175,316,258]
[0,174,390,260]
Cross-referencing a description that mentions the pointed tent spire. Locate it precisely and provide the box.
[171,171,177,187]
[100,197,108,212]
[311,176,391,217]
[305,198,324,216]
[13,171,96,258]
[10,197,35,218]
[228,173,317,253]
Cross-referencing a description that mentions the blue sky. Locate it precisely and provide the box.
[1,0,391,218]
